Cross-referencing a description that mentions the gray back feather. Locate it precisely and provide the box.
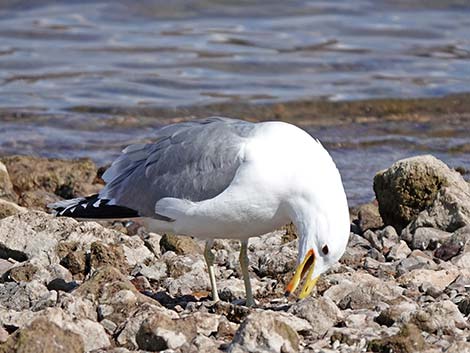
[100,117,256,217]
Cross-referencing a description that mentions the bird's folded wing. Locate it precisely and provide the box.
[99,117,255,218]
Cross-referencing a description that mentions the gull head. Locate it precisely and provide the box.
[283,141,350,299]
[285,220,349,299]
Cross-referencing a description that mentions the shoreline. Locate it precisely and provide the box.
[1,92,470,126]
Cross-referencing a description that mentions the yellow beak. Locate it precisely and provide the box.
[285,249,319,299]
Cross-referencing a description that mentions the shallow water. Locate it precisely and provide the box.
[0,0,470,205]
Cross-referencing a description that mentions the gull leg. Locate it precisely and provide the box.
[239,240,255,307]
[204,240,220,302]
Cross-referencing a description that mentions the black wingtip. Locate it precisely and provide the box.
[50,194,139,219]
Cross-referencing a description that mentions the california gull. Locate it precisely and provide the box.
[49,117,350,306]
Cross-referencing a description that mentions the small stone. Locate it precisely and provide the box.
[324,272,404,310]
[228,311,299,353]
[411,300,468,334]
[368,323,425,353]
[143,232,162,256]
[387,241,411,261]
[396,250,437,276]
[17,190,62,211]
[160,233,202,255]
[47,278,78,292]
[398,269,460,292]
[120,235,155,267]
[0,162,17,202]
[0,317,84,353]
[375,301,418,327]
[60,250,87,276]
[410,227,451,251]
[0,199,25,219]
[100,319,118,335]
[356,202,383,233]
[0,326,9,343]
[136,310,197,351]
[4,263,38,282]
[287,297,342,338]
[363,230,383,251]
[90,241,129,274]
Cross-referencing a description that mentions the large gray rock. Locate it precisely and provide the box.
[228,311,300,353]
[374,155,470,232]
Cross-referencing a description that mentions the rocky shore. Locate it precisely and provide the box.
[0,154,468,353]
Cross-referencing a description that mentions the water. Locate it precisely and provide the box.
[0,0,469,205]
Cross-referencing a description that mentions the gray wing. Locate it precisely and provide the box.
[99,117,256,218]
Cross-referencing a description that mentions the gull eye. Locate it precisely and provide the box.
[322,244,329,255]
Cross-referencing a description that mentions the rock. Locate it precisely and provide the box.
[163,257,211,297]
[47,278,78,292]
[0,259,13,278]
[0,281,50,310]
[75,266,154,325]
[324,272,404,310]
[134,262,167,282]
[3,262,38,282]
[445,341,470,353]
[116,303,173,349]
[143,232,162,257]
[411,300,468,334]
[17,190,62,211]
[0,211,125,266]
[398,269,460,292]
[0,327,8,343]
[375,301,419,327]
[41,307,111,352]
[387,241,411,261]
[374,155,469,232]
[368,323,426,353]
[89,241,128,273]
[0,162,17,202]
[407,183,470,233]
[287,297,342,337]
[434,225,470,261]
[228,311,299,353]
[60,250,87,276]
[452,252,470,269]
[396,250,437,276]
[0,199,25,219]
[255,242,296,279]
[409,227,451,251]
[330,326,396,349]
[190,334,224,353]
[120,236,155,267]
[362,230,383,251]
[136,309,197,351]
[1,155,98,198]
[0,317,84,353]
[160,233,201,255]
[356,202,383,233]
